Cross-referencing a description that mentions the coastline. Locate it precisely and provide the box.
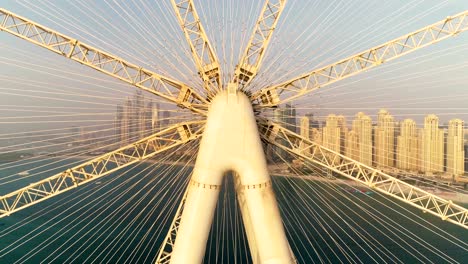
[275,172,468,204]
[7,155,468,204]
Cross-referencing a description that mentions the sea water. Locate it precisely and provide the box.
[0,158,467,263]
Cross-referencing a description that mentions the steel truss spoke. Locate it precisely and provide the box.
[252,10,468,107]
[155,184,189,264]
[231,0,287,91]
[171,0,222,96]
[0,8,208,115]
[259,120,468,229]
[0,121,205,218]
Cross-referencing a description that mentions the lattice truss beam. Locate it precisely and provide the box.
[155,186,189,264]
[252,10,468,107]
[232,0,287,90]
[0,8,207,115]
[259,120,468,229]
[171,0,222,95]
[0,122,204,218]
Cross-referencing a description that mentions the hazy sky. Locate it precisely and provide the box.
[1,0,468,135]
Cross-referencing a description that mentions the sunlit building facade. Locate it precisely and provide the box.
[421,114,444,173]
[351,112,372,166]
[397,119,419,171]
[447,119,464,176]
[311,128,322,145]
[345,130,359,161]
[294,111,465,177]
[300,116,310,154]
[322,114,341,152]
[120,97,132,146]
[322,114,341,164]
[337,115,348,155]
[374,110,395,168]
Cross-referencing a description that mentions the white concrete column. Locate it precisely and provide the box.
[170,91,294,264]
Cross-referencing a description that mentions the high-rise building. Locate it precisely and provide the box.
[115,105,123,143]
[447,119,464,176]
[300,116,309,139]
[115,92,161,145]
[305,112,320,129]
[284,104,296,133]
[345,130,359,161]
[299,116,310,154]
[336,115,348,155]
[140,101,157,137]
[121,97,132,146]
[138,107,146,139]
[464,142,468,174]
[151,102,160,131]
[322,114,341,164]
[421,114,444,173]
[271,105,296,161]
[374,110,395,168]
[397,119,419,171]
[310,128,322,144]
[351,112,372,166]
[127,91,141,140]
[322,115,340,151]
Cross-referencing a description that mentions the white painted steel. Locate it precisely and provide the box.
[170,91,294,263]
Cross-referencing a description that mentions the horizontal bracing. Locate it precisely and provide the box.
[252,10,468,107]
[0,8,207,115]
[259,120,468,229]
[0,121,204,218]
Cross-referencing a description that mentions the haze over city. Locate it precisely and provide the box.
[0,0,468,263]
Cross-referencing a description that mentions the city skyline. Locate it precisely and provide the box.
[1,1,467,263]
[2,1,468,135]
[295,108,467,178]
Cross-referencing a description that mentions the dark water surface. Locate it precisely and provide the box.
[0,158,467,263]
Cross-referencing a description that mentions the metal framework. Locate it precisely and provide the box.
[160,91,294,263]
[259,120,468,229]
[251,10,468,107]
[0,8,207,115]
[171,0,222,96]
[156,186,189,264]
[0,121,204,218]
[1,2,468,263]
[231,0,287,90]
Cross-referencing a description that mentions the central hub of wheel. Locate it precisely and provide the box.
[193,90,268,183]
[170,90,295,264]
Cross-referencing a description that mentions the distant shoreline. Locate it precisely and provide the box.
[275,172,468,204]
[7,155,468,204]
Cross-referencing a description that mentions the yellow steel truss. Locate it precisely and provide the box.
[155,186,189,264]
[171,0,222,96]
[232,0,287,90]
[259,120,468,229]
[252,10,468,107]
[0,121,204,218]
[0,8,208,115]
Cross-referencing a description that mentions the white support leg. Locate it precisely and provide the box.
[170,91,294,263]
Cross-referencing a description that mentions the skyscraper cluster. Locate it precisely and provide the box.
[114,91,164,146]
[270,104,297,161]
[299,110,465,177]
